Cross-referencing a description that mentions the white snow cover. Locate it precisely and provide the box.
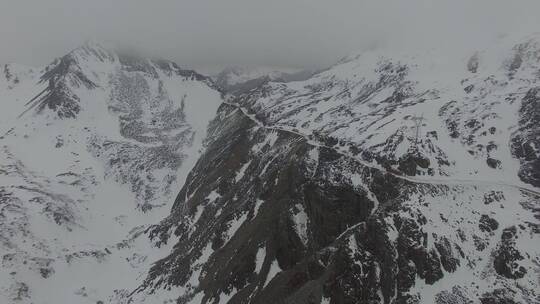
[254,246,266,274]
[401,184,540,303]
[263,259,282,288]
[235,160,252,182]
[2,32,540,304]
[0,42,222,304]
[206,190,222,202]
[223,212,249,245]
[291,203,309,245]
[234,33,540,191]
[252,198,264,218]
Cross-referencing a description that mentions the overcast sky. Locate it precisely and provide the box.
[1,0,540,71]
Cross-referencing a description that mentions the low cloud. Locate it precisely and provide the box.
[1,0,539,71]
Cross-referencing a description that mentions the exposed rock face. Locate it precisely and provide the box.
[397,153,431,176]
[132,101,540,304]
[138,105,384,302]
[129,35,540,304]
[21,44,104,118]
[511,87,540,187]
[493,226,527,280]
[480,289,519,304]
[479,214,499,232]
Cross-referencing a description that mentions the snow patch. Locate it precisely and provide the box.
[291,204,309,245]
[235,160,252,182]
[254,246,266,274]
[263,259,282,288]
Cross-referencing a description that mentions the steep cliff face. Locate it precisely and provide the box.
[133,102,539,304]
[511,87,540,187]
[133,103,382,303]
[128,34,540,304]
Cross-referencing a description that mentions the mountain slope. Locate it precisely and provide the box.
[0,43,223,304]
[131,35,540,304]
[1,34,539,304]
[133,101,539,304]
[231,34,540,189]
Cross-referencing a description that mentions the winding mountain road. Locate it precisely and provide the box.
[223,100,540,198]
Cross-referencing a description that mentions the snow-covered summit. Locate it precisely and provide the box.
[0,42,223,304]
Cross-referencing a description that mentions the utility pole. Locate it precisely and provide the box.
[412,113,424,151]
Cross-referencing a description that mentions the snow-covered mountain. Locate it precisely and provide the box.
[231,35,540,188]
[1,34,539,304]
[213,66,316,94]
[0,42,222,303]
[132,35,540,303]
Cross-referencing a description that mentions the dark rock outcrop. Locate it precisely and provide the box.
[510,88,540,187]
[493,226,527,279]
[479,215,499,233]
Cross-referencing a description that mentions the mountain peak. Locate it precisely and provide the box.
[67,40,116,63]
